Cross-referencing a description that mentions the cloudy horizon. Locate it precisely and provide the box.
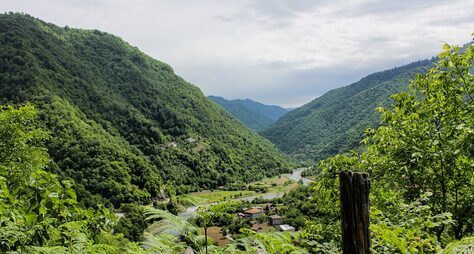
[1,0,473,107]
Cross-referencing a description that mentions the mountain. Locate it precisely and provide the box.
[261,59,434,162]
[0,13,292,207]
[208,96,289,131]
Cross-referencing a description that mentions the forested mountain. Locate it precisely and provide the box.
[0,13,292,208]
[262,59,434,162]
[208,95,289,131]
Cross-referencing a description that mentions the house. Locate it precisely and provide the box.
[263,203,274,213]
[269,215,283,226]
[278,224,295,232]
[251,223,264,232]
[238,213,248,219]
[186,137,196,143]
[245,207,263,219]
[167,141,178,147]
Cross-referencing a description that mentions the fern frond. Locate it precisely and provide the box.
[22,246,68,254]
[439,237,474,254]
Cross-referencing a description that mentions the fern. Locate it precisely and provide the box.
[439,237,474,254]
[143,207,202,252]
[141,233,186,253]
[224,230,308,254]
[21,246,68,254]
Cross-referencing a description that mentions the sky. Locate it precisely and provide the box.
[1,0,473,107]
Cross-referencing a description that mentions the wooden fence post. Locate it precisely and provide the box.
[339,171,370,254]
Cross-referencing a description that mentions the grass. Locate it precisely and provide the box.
[178,174,301,206]
[180,190,256,204]
[252,175,299,193]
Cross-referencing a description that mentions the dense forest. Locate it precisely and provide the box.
[262,58,434,163]
[208,96,289,132]
[0,13,472,254]
[0,13,293,208]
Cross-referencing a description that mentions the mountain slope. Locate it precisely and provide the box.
[209,96,288,131]
[0,13,291,207]
[261,59,434,162]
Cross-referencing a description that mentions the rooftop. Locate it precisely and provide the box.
[251,224,263,231]
[245,208,263,214]
[279,224,295,231]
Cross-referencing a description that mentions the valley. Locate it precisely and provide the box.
[0,11,472,254]
[178,168,312,219]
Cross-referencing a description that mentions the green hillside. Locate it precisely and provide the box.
[261,59,434,162]
[0,13,291,207]
[208,95,288,131]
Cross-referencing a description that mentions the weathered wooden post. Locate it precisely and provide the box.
[339,171,370,254]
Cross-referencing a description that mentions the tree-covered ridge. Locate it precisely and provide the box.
[262,58,434,162]
[208,96,289,132]
[0,13,292,207]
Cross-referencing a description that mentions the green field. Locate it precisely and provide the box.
[179,190,256,204]
[178,174,300,205]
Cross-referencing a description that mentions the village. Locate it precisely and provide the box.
[239,203,295,233]
[174,169,313,247]
[201,202,297,247]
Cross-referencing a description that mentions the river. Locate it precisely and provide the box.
[178,168,312,219]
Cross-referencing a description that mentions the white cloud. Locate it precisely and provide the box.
[1,0,473,107]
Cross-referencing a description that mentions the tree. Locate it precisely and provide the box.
[0,104,140,252]
[317,40,474,249]
[197,202,233,254]
[362,42,473,239]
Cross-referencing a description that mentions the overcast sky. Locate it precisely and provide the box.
[1,0,473,107]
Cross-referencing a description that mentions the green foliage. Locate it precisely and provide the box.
[0,13,292,208]
[114,204,149,242]
[195,201,250,234]
[305,41,474,251]
[371,193,453,253]
[0,104,142,253]
[208,96,288,132]
[141,233,187,253]
[273,174,341,252]
[363,42,474,239]
[224,230,308,254]
[439,237,474,254]
[262,59,433,162]
[268,185,321,230]
[298,222,340,253]
[143,207,204,252]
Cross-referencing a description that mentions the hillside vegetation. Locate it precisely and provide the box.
[208,96,288,132]
[0,13,292,208]
[262,59,433,162]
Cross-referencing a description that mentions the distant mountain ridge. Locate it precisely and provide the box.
[262,59,434,162]
[209,96,289,131]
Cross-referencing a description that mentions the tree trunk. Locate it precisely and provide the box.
[204,227,208,254]
[339,171,370,254]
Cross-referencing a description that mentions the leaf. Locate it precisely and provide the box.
[24,213,37,227]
